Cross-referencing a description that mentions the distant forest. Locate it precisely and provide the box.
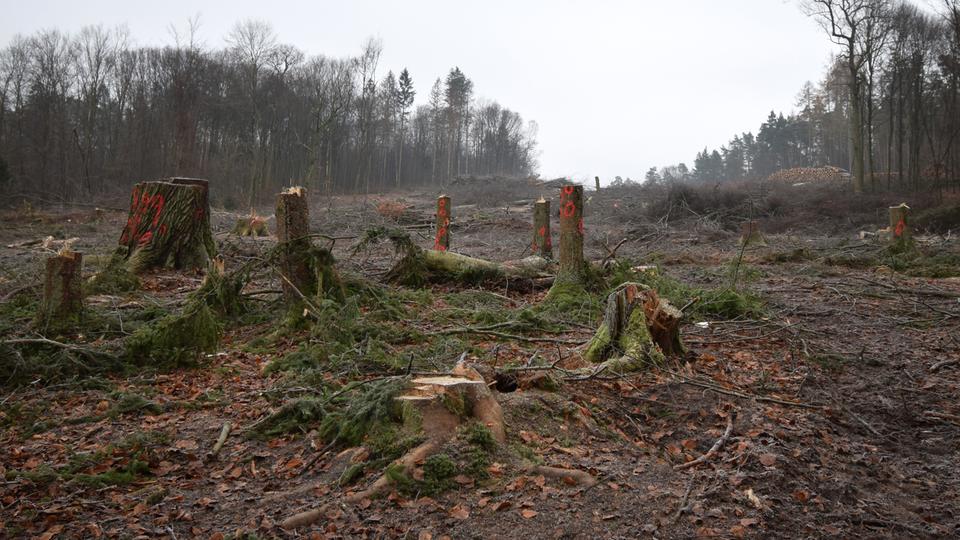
[643,1,960,195]
[0,20,539,205]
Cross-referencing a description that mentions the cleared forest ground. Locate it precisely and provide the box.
[1,183,959,539]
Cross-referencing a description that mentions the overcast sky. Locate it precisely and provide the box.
[3,0,838,183]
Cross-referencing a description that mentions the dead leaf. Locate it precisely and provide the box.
[740,518,759,527]
[418,532,432,540]
[792,490,809,503]
[491,501,512,512]
[175,439,199,451]
[520,509,538,519]
[449,504,469,520]
[745,488,763,509]
[759,453,777,466]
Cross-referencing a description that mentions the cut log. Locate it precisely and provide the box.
[584,283,684,370]
[556,184,585,283]
[434,195,451,251]
[739,220,766,247]
[117,177,215,273]
[532,197,553,259]
[889,203,911,245]
[36,250,83,332]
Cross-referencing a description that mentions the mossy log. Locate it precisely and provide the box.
[532,197,553,258]
[584,283,684,371]
[889,203,912,245]
[433,195,451,251]
[739,220,766,247]
[36,250,83,332]
[389,249,552,287]
[117,178,215,273]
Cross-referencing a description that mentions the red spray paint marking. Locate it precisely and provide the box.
[562,185,575,196]
[158,224,168,238]
[894,217,905,238]
[138,231,153,246]
[577,218,584,236]
[194,207,204,220]
[561,201,576,218]
[150,194,166,227]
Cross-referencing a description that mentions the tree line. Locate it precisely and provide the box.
[644,0,959,195]
[0,20,539,206]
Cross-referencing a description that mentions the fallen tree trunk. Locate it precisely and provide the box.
[117,177,216,273]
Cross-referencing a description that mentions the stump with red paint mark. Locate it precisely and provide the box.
[532,197,553,259]
[557,184,585,283]
[889,203,911,246]
[434,195,451,251]
[36,250,83,332]
[117,177,215,273]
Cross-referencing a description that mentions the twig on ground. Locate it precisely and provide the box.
[205,421,232,461]
[674,413,735,470]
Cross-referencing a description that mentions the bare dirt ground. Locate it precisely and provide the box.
[1,182,959,539]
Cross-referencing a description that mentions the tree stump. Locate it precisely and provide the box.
[595,176,601,191]
[584,283,684,370]
[36,250,83,332]
[117,177,215,273]
[233,211,269,237]
[557,184,585,283]
[274,187,344,305]
[434,195,451,252]
[532,197,553,258]
[739,220,766,247]
[276,187,314,301]
[889,203,911,245]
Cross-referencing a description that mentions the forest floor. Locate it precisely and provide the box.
[1,184,959,539]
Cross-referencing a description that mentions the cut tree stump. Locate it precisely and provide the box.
[739,220,766,247]
[434,195,451,251]
[584,282,684,371]
[556,184,585,283]
[117,177,215,273]
[341,361,504,505]
[233,211,269,237]
[532,197,553,258]
[889,203,911,245]
[275,186,343,304]
[276,187,313,301]
[36,250,83,332]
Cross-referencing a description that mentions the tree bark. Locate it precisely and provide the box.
[434,195,451,251]
[889,203,911,244]
[117,177,215,273]
[36,250,83,332]
[276,187,313,301]
[557,184,585,283]
[532,197,553,258]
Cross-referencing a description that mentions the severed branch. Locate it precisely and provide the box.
[205,421,232,461]
[674,413,735,470]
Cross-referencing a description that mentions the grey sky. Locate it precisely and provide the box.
[3,0,836,183]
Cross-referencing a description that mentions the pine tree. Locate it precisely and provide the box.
[395,68,415,186]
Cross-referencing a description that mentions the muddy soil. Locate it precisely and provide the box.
[1,186,958,539]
